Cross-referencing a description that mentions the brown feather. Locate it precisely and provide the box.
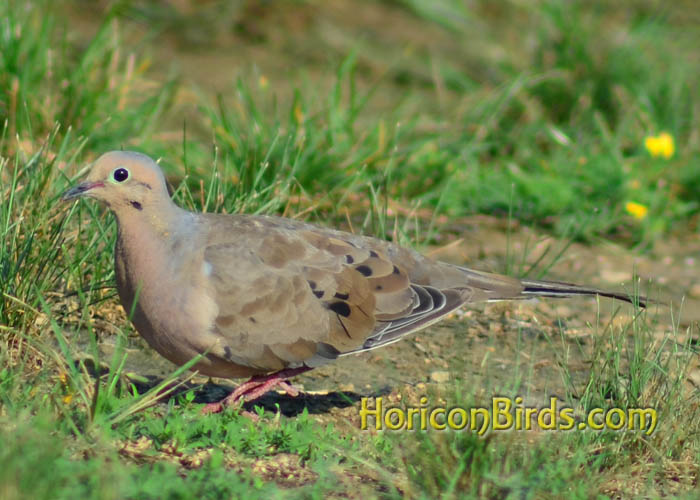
[67,151,644,382]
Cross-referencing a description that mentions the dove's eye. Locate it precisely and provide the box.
[113,167,129,182]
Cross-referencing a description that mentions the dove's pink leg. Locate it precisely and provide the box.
[201,367,312,415]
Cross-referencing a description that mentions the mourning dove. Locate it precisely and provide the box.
[62,151,644,413]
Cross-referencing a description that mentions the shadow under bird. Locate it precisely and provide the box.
[62,151,645,414]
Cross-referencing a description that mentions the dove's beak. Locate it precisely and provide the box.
[61,181,104,201]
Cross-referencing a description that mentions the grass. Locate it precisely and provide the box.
[2,0,700,497]
[388,303,699,498]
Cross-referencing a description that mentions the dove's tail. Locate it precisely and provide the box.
[519,278,646,308]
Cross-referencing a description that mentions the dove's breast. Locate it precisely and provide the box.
[113,217,225,372]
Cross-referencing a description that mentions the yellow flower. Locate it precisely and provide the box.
[258,75,269,90]
[644,132,674,159]
[625,201,648,220]
[63,393,73,404]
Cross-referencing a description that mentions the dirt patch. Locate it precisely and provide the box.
[48,217,699,494]
[63,217,697,421]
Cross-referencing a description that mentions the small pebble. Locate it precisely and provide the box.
[430,371,450,383]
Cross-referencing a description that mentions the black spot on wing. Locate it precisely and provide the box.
[130,201,143,211]
[328,301,351,317]
[313,290,324,299]
[345,255,354,264]
[334,292,349,300]
[308,280,317,289]
[356,265,372,277]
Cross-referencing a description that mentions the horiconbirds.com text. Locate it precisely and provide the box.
[358,396,657,435]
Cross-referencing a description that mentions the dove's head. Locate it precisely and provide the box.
[62,151,171,212]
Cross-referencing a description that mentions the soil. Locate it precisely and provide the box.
[53,2,700,488]
[58,215,700,493]
[75,216,699,419]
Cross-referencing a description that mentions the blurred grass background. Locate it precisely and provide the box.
[4,0,699,243]
[1,0,700,498]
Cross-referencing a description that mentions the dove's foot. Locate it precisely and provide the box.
[201,366,312,415]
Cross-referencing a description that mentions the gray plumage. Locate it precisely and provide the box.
[62,151,643,392]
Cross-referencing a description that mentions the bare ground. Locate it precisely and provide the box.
[76,216,698,421]
[48,216,699,494]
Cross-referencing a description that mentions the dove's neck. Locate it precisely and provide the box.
[116,199,194,241]
[114,200,201,285]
